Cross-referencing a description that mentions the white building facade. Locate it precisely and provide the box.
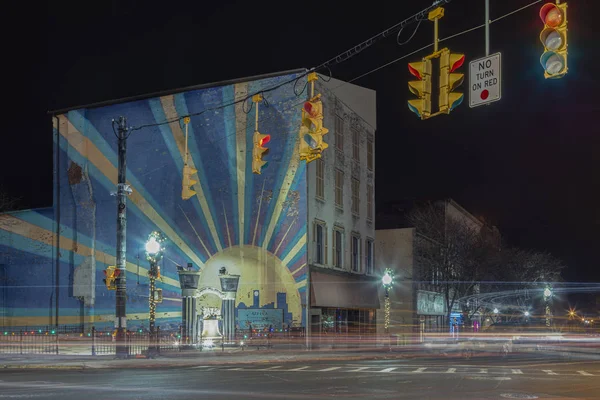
[305,77,379,337]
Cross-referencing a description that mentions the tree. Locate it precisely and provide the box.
[408,202,498,325]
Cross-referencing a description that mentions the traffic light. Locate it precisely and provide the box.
[539,2,568,79]
[407,59,432,119]
[252,131,270,174]
[181,164,197,200]
[103,266,120,290]
[439,49,465,113]
[299,94,328,163]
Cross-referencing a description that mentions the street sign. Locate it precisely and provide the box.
[469,52,501,108]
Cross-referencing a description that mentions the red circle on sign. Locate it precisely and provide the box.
[480,90,489,100]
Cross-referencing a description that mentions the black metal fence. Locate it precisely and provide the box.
[0,331,59,354]
[0,327,180,356]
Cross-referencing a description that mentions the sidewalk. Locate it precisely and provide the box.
[0,346,421,370]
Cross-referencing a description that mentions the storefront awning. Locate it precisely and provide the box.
[311,271,380,309]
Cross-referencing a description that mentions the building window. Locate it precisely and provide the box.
[335,115,344,151]
[335,169,344,209]
[367,138,373,171]
[352,129,359,160]
[351,234,360,272]
[351,178,360,215]
[365,238,374,275]
[366,183,373,222]
[315,158,324,200]
[333,228,343,269]
[314,221,327,265]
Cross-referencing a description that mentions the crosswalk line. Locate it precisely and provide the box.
[226,368,244,371]
[191,366,210,369]
[446,368,456,374]
[287,366,310,371]
[511,369,523,374]
[577,371,593,376]
[259,366,282,371]
[412,367,427,373]
[479,369,488,374]
[379,367,397,373]
[319,367,341,372]
[542,370,558,375]
[347,367,370,372]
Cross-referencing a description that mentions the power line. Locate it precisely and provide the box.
[330,0,545,90]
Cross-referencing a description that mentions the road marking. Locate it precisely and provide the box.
[379,367,397,373]
[347,367,370,372]
[191,366,210,369]
[577,371,593,376]
[412,368,427,373]
[319,367,341,372]
[511,369,523,374]
[287,366,310,371]
[542,370,558,375]
[479,368,488,374]
[446,368,456,373]
[259,366,282,371]
[226,368,244,371]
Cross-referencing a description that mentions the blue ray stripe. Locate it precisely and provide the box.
[222,85,239,247]
[65,111,206,262]
[173,93,222,252]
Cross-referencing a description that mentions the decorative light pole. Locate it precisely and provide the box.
[145,231,166,354]
[382,268,394,334]
[543,287,552,328]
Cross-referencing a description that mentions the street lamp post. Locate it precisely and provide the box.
[543,287,552,328]
[145,231,166,356]
[382,268,394,335]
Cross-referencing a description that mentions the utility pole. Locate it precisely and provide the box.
[114,116,130,359]
[485,0,490,56]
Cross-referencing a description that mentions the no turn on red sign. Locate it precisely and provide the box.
[469,53,502,108]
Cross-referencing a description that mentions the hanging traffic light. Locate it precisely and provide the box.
[252,131,270,174]
[181,164,197,200]
[299,94,328,162]
[103,266,120,290]
[407,59,432,119]
[439,48,465,113]
[539,2,568,79]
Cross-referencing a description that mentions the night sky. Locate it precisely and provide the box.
[4,0,599,283]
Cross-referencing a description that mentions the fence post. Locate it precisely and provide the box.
[91,326,96,356]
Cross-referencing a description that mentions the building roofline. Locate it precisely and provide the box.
[48,68,308,115]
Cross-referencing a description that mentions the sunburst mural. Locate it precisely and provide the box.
[0,71,309,330]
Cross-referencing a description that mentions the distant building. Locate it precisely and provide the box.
[375,199,500,336]
[0,69,377,336]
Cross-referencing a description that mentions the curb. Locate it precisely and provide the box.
[0,352,411,371]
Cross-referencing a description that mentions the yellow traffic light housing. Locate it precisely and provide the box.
[103,266,119,290]
[252,131,270,174]
[439,48,465,113]
[408,48,464,119]
[299,93,328,163]
[539,2,568,79]
[407,59,432,119]
[181,164,197,200]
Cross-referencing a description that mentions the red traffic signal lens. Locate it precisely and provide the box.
[408,63,422,80]
[114,269,121,277]
[449,55,465,73]
[303,101,317,117]
[259,135,270,146]
[540,3,563,27]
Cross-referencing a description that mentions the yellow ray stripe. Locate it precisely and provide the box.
[252,179,267,246]
[160,95,222,252]
[295,279,307,289]
[0,214,180,289]
[281,233,306,267]
[234,82,249,245]
[2,312,182,327]
[55,115,203,268]
[290,262,306,276]
[262,142,301,249]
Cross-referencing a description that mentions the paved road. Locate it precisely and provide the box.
[0,353,598,399]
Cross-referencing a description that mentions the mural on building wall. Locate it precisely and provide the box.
[0,72,308,330]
